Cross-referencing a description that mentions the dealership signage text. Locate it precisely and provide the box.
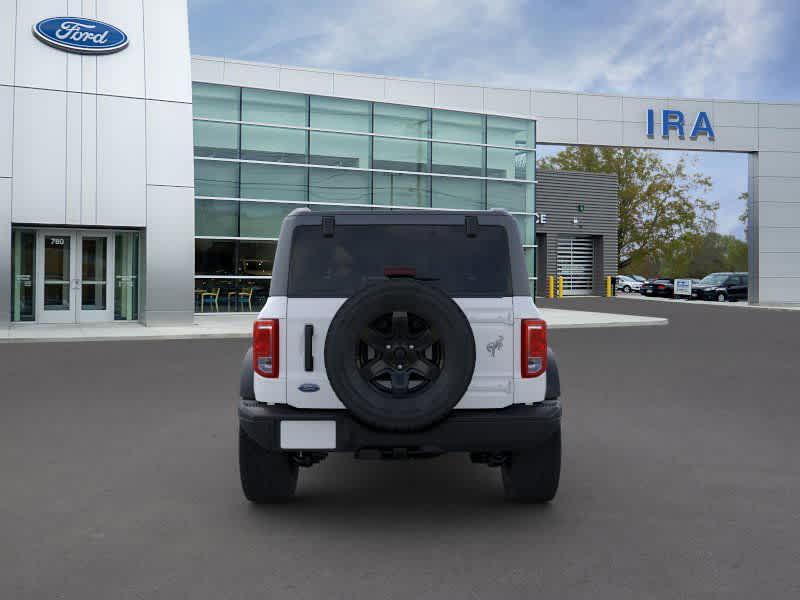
[33,17,129,54]
[647,109,715,141]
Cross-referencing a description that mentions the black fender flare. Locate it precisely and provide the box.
[545,347,561,400]
[240,347,255,400]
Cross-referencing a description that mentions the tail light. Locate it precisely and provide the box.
[253,319,279,378]
[521,318,547,378]
[657,284,665,290]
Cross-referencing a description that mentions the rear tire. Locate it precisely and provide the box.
[502,429,561,503]
[623,285,631,293]
[239,427,298,503]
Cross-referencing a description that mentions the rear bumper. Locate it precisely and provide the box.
[239,399,562,453]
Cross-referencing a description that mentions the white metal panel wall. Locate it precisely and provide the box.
[0,86,12,178]
[14,0,69,90]
[146,100,195,187]
[96,0,146,98]
[0,0,15,86]
[142,0,192,103]
[96,95,147,226]
[11,87,67,224]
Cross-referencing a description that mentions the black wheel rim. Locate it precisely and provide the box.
[356,311,443,396]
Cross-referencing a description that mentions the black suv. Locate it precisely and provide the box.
[691,272,749,302]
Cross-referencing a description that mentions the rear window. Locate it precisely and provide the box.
[287,224,512,297]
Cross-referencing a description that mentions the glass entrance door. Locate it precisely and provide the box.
[78,232,113,322]
[35,231,114,323]
[37,231,75,323]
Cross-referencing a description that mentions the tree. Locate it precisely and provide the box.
[538,147,718,271]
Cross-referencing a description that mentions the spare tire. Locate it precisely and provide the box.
[324,279,475,432]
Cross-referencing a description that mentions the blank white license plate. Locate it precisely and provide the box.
[280,421,336,450]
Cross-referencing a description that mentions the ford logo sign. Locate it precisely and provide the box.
[298,383,320,393]
[33,17,128,55]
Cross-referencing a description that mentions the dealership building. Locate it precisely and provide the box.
[2,2,800,327]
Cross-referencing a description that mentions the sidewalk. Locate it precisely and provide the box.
[1,308,667,343]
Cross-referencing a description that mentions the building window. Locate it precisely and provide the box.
[195,198,239,237]
[432,110,484,143]
[193,121,239,159]
[487,116,534,148]
[242,88,307,126]
[309,168,371,204]
[239,202,296,238]
[241,125,306,163]
[373,173,430,207]
[192,83,538,303]
[374,103,430,138]
[195,239,237,275]
[240,163,307,201]
[311,96,370,132]
[192,83,240,120]
[195,159,239,198]
[431,177,484,210]
[309,131,370,168]
[11,230,36,322]
[373,137,429,172]
[431,142,484,177]
[114,232,139,321]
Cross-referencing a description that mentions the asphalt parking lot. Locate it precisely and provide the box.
[2,298,800,599]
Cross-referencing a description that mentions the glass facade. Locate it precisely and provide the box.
[192,83,537,311]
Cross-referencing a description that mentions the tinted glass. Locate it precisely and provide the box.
[193,121,239,158]
[242,88,306,126]
[238,241,277,275]
[486,148,533,179]
[373,173,430,207]
[195,198,238,237]
[192,83,240,120]
[432,110,484,143]
[240,163,307,201]
[373,103,429,137]
[310,96,370,131]
[487,180,532,212]
[195,160,239,198]
[114,232,139,321]
[431,177,484,210]
[373,137,428,172]
[310,132,370,168]
[288,225,511,297]
[195,240,236,275]
[309,168,371,204]
[486,116,534,147]
[241,125,306,163]
[239,202,296,238]
[431,142,483,176]
[11,230,35,322]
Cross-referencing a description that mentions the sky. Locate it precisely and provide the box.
[188,0,800,240]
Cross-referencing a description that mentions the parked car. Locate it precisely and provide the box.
[630,275,647,283]
[691,272,748,302]
[616,274,643,293]
[640,279,674,298]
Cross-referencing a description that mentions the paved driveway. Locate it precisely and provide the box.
[2,298,799,599]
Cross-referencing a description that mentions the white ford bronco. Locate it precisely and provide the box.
[238,209,562,502]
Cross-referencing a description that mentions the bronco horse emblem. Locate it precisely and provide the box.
[486,335,504,357]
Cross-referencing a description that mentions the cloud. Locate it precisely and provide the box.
[218,0,782,100]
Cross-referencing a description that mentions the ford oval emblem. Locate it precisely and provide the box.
[298,383,320,393]
[33,17,129,55]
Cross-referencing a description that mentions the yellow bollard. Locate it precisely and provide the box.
[548,275,554,298]
[606,276,612,297]
[557,276,564,298]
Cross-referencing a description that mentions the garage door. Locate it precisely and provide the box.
[557,236,594,296]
